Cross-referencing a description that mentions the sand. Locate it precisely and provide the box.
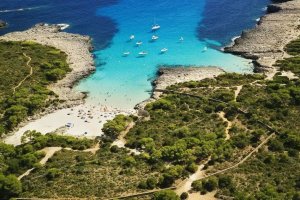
[4,103,135,146]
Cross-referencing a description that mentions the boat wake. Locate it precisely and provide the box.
[0,6,41,13]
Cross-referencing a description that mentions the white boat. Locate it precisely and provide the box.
[203,46,208,51]
[138,51,148,56]
[152,35,159,40]
[136,41,143,46]
[123,52,130,56]
[179,37,184,42]
[152,24,160,31]
[161,48,168,53]
[57,23,70,30]
[130,35,135,40]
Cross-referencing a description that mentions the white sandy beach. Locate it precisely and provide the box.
[4,103,135,146]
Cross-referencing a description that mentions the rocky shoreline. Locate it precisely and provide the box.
[137,0,300,110]
[0,24,95,104]
[224,0,300,76]
[135,67,225,110]
[0,24,96,138]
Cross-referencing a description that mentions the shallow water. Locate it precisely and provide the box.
[0,0,270,109]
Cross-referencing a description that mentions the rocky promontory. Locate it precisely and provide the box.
[0,20,7,28]
[225,0,300,75]
[153,67,225,92]
[136,67,224,110]
[0,24,95,104]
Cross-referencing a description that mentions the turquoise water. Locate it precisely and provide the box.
[76,0,253,109]
[0,0,270,110]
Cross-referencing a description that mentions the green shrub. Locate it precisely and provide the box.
[152,190,180,200]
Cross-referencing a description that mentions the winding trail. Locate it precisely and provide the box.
[18,147,62,180]
[218,111,232,141]
[13,53,33,94]
[234,85,243,101]
[175,159,210,196]
[197,132,275,180]
[112,122,141,155]
[64,142,101,154]
[18,143,100,180]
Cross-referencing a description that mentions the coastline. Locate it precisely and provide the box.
[224,0,300,77]
[3,0,300,146]
[0,24,95,103]
[0,24,98,144]
[135,67,225,110]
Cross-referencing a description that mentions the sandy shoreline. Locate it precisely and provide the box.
[3,0,300,146]
[0,24,104,145]
[4,103,134,146]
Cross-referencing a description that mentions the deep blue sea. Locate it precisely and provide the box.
[0,0,270,109]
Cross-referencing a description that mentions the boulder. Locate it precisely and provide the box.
[0,20,6,28]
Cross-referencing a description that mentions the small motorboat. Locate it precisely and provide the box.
[123,52,130,56]
[152,35,159,41]
[161,48,168,53]
[57,23,70,30]
[130,35,135,40]
[179,37,184,42]
[136,41,143,46]
[138,51,148,56]
[152,24,160,31]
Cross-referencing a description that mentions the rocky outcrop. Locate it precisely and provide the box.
[0,20,6,28]
[224,0,300,74]
[135,67,224,110]
[0,24,95,105]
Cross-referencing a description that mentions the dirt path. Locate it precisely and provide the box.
[18,144,101,180]
[175,159,210,196]
[234,85,243,101]
[83,142,100,154]
[112,122,141,155]
[113,122,135,147]
[13,53,33,94]
[188,191,217,200]
[174,132,275,198]
[218,111,232,141]
[18,147,62,180]
[39,147,62,165]
[65,142,101,154]
[198,133,275,180]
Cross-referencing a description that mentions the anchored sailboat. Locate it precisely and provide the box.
[161,48,168,53]
[152,35,159,41]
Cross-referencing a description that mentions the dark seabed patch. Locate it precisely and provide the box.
[0,0,119,49]
[198,0,270,45]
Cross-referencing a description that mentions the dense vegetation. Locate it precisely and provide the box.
[102,114,133,140]
[190,38,300,199]
[0,131,95,199]
[276,37,300,76]
[121,73,267,190]
[21,144,158,198]
[0,41,70,136]
[1,36,300,200]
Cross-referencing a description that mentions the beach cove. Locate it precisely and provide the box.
[0,0,271,145]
